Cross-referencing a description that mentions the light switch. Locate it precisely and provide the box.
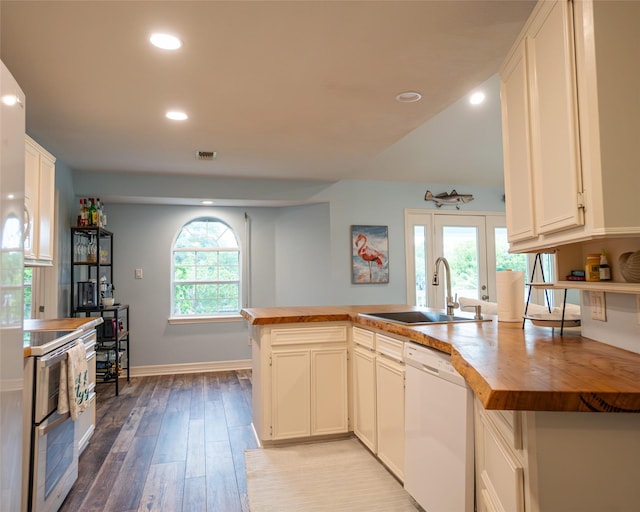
[590,291,606,321]
[135,268,143,279]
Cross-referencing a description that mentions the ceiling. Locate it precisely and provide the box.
[0,1,535,188]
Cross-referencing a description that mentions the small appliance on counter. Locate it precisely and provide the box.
[77,280,98,308]
[99,275,114,306]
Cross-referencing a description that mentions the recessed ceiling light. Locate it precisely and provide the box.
[395,91,422,103]
[150,33,182,50]
[469,92,486,105]
[166,111,188,121]
[200,200,214,205]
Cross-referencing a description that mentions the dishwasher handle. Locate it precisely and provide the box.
[420,363,440,376]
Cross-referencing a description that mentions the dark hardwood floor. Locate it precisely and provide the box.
[59,370,257,512]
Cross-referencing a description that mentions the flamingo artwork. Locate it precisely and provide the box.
[352,226,388,283]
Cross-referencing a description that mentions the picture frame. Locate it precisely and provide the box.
[351,225,389,284]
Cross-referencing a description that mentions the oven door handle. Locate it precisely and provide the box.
[38,412,71,436]
[84,337,96,353]
[38,347,72,368]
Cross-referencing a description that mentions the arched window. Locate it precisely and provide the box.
[172,218,240,317]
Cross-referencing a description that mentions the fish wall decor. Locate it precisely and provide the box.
[424,189,474,209]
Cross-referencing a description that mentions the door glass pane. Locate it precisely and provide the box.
[442,226,479,301]
[494,227,527,273]
[414,226,427,307]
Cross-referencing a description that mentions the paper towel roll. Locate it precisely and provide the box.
[496,270,525,322]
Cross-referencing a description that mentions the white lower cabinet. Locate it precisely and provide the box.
[271,350,311,439]
[475,398,640,512]
[474,401,525,512]
[375,352,404,480]
[252,323,349,443]
[352,327,405,481]
[352,344,376,451]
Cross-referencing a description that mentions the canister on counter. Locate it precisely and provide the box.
[585,253,600,281]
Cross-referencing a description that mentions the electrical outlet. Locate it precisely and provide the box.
[590,291,607,321]
[135,268,143,279]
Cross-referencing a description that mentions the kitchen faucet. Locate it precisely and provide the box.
[432,256,459,316]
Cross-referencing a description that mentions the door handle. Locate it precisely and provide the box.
[482,295,489,300]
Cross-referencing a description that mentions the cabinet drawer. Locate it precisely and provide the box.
[271,325,347,346]
[352,326,375,350]
[375,333,403,362]
[483,408,522,451]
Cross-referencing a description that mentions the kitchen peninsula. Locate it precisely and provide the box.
[242,304,640,512]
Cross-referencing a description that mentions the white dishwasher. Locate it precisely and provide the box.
[403,341,474,512]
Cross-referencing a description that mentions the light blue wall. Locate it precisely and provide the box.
[274,203,332,306]
[71,174,506,367]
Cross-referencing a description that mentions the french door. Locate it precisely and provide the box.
[433,215,488,310]
[405,211,531,309]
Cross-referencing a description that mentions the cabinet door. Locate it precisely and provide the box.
[501,39,537,243]
[37,154,55,261]
[352,345,376,452]
[375,355,405,480]
[475,402,525,512]
[311,348,348,436]
[24,141,39,259]
[271,350,310,440]
[528,0,584,235]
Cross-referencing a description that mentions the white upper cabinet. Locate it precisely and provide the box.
[501,0,640,253]
[501,39,536,243]
[24,135,55,263]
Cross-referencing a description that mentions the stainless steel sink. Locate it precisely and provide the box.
[360,311,486,325]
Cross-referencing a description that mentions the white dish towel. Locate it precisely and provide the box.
[58,342,89,420]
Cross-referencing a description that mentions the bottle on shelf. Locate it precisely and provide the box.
[77,199,83,227]
[599,250,612,281]
[585,253,600,282]
[89,198,98,226]
[80,199,89,227]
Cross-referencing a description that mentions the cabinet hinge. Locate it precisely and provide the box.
[577,191,585,209]
[270,425,273,436]
[269,355,272,367]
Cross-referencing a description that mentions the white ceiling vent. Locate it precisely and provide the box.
[196,150,217,161]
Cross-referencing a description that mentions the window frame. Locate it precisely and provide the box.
[169,217,243,323]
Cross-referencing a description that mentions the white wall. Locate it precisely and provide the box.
[581,292,640,354]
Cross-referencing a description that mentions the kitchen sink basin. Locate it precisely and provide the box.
[360,311,486,325]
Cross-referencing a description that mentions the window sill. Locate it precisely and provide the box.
[168,314,245,325]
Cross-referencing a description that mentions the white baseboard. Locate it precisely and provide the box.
[129,359,251,377]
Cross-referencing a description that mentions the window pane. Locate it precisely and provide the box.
[196,252,218,265]
[494,227,527,272]
[196,265,218,280]
[413,226,427,307]
[172,219,241,316]
[443,226,479,300]
[174,264,195,281]
[175,251,196,264]
[24,267,33,320]
[218,251,239,265]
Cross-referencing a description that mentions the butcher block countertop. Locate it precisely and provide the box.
[23,317,103,357]
[24,317,103,333]
[241,305,640,413]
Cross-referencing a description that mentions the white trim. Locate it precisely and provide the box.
[168,313,244,324]
[129,359,251,377]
